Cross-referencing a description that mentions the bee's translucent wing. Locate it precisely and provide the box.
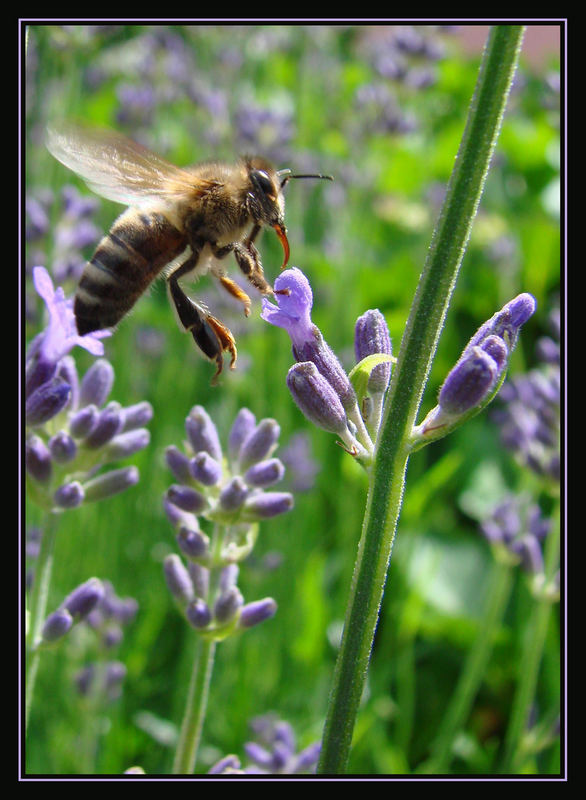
[46,122,217,207]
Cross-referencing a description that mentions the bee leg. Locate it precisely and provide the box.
[211,241,274,296]
[167,256,236,378]
[218,276,252,317]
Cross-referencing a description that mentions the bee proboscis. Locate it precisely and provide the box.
[45,122,332,378]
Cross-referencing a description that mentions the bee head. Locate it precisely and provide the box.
[246,158,333,269]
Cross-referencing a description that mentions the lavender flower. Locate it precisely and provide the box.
[415,294,536,440]
[163,406,289,640]
[69,580,137,701]
[243,714,321,774]
[38,577,105,647]
[208,714,321,775]
[480,494,557,599]
[25,270,151,512]
[262,268,378,462]
[26,267,109,402]
[492,305,560,482]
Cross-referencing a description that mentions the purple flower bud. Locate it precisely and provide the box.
[188,562,209,599]
[41,609,73,642]
[120,401,153,431]
[163,497,198,530]
[186,598,212,629]
[243,492,294,520]
[166,484,208,513]
[208,755,242,774]
[293,741,322,772]
[177,526,209,559]
[79,359,114,408]
[25,343,57,399]
[48,431,77,463]
[244,742,274,769]
[163,554,194,606]
[75,664,96,695]
[244,458,285,488]
[214,586,244,623]
[83,466,139,502]
[238,419,281,469]
[105,660,127,693]
[219,563,239,593]
[261,268,357,411]
[54,481,84,509]
[57,355,79,412]
[26,435,52,483]
[479,334,508,372]
[82,403,124,449]
[63,577,105,619]
[219,477,249,511]
[185,405,222,462]
[438,347,499,416]
[26,377,71,426]
[102,625,124,648]
[286,362,349,436]
[165,445,192,484]
[105,429,151,460]
[228,408,256,464]
[294,328,356,412]
[467,293,536,354]
[354,309,392,394]
[238,597,277,629]
[69,404,98,438]
[190,451,222,486]
[515,535,545,575]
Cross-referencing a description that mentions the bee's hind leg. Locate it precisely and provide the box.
[167,256,237,380]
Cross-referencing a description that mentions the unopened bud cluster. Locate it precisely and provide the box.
[163,406,292,638]
[26,268,149,511]
[39,577,105,646]
[208,713,321,774]
[480,494,558,601]
[261,269,393,464]
[39,575,137,705]
[413,294,536,444]
[73,580,138,702]
[26,356,151,511]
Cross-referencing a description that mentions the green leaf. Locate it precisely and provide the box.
[348,354,395,405]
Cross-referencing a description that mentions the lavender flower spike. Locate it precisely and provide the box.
[261,269,356,410]
[414,293,536,442]
[262,269,373,454]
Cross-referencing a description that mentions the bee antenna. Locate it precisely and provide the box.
[279,171,334,189]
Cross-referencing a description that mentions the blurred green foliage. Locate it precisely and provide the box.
[24,24,560,775]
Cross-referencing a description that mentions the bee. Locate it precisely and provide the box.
[46,122,332,378]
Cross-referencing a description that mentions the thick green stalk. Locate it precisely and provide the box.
[317,26,526,774]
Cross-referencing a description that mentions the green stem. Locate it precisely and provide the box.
[317,25,525,775]
[25,511,59,733]
[172,636,217,774]
[171,523,224,774]
[420,560,515,773]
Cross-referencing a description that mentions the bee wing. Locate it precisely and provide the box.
[46,122,218,207]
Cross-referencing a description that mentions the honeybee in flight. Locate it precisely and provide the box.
[46,122,332,378]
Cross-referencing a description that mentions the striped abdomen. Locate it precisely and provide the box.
[74,209,187,335]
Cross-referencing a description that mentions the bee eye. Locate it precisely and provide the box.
[250,169,274,197]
